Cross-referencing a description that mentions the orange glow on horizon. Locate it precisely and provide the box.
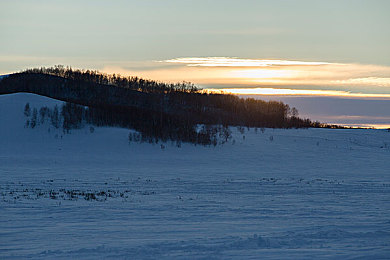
[101,57,390,97]
[334,124,390,129]
[205,87,390,98]
[228,69,294,80]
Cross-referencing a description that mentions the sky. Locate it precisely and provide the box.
[1,0,389,127]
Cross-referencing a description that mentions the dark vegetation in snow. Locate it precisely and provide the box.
[24,102,232,146]
[1,66,343,145]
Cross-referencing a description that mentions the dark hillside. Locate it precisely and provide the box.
[0,66,342,145]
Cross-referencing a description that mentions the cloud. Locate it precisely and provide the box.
[10,55,385,98]
[158,57,390,93]
[163,57,331,67]
[332,77,390,87]
[209,87,390,98]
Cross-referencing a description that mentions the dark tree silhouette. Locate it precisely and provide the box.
[30,108,38,128]
[24,103,31,117]
[2,66,345,145]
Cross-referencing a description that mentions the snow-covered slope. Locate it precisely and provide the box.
[0,74,9,81]
[1,93,389,259]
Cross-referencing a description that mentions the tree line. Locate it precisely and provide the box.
[1,65,343,145]
[23,101,232,146]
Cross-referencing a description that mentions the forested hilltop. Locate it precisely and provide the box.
[0,66,342,145]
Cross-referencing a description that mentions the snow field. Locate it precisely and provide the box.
[0,93,389,259]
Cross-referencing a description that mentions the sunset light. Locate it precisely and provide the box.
[229,68,293,78]
[157,57,390,93]
[163,57,330,67]
[207,87,390,98]
[2,1,390,258]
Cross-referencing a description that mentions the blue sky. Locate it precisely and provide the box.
[1,0,389,127]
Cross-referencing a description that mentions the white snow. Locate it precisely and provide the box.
[0,93,389,259]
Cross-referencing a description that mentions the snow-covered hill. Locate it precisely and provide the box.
[0,74,9,81]
[1,93,389,259]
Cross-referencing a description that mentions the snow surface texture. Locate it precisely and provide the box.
[0,93,389,259]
